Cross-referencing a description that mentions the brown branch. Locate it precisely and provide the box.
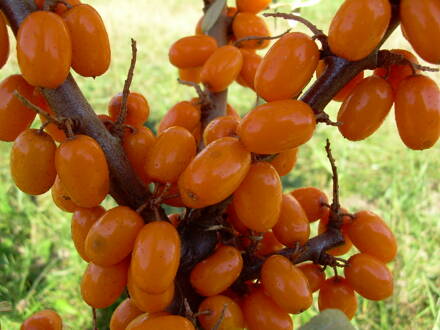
[233,29,291,48]
[325,139,340,212]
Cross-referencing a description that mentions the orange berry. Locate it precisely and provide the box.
[0,75,37,142]
[190,245,243,296]
[272,194,310,247]
[238,49,262,89]
[51,176,79,212]
[344,253,393,301]
[55,135,109,208]
[178,66,202,84]
[400,0,440,64]
[158,101,201,133]
[226,203,250,235]
[80,259,129,308]
[255,32,319,101]
[328,0,391,61]
[108,92,150,127]
[348,210,397,263]
[178,137,251,208]
[203,115,239,146]
[243,287,293,330]
[290,187,328,223]
[297,262,325,293]
[10,129,56,195]
[201,45,243,92]
[261,255,312,314]
[238,100,316,154]
[21,310,62,330]
[169,35,218,68]
[126,312,171,330]
[236,0,272,13]
[110,298,143,330]
[71,206,106,262]
[232,162,282,232]
[54,0,81,15]
[0,12,8,69]
[232,13,270,49]
[268,148,298,177]
[85,206,144,266]
[127,315,195,330]
[318,276,357,320]
[337,76,393,141]
[195,16,203,35]
[157,183,184,208]
[131,221,180,294]
[198,295,245,330]
[256,231,285,256]
[34,97,67,143]
[318,207,353,256]
[17,11,71,88]
[395,75,440,150]
[62,4,111,77]
[145,126,196,183]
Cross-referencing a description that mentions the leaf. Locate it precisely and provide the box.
[299,310,356,330]
[202,0,226,34]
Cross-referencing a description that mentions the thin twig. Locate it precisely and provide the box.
[212,304,227,330]
[263,12,325,39]
[14,91,60,125]
[178,79,207,101]
[234,29,291,48]
[325,139,340,211]
[92,307,98,330]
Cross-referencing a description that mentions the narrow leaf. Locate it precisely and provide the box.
[202,0,226,34]
[299,309,356,330]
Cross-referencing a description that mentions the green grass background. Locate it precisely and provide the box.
[0,0,439,329]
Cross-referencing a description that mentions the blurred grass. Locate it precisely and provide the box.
[0,0,439,329]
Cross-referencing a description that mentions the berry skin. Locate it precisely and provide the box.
[0,12,9,69]
[110,298,143,330]
[21,309,62,330]
[268,148,298,177]
[232,13,271,49]
[232,162,282,232]
[158,101,201,133]
[190,245,243,296]
[169,35,218,68]
[328,0,391,61]
[203,115,239,146]
[108,92,150,127]
[238,49,262,90]
[178,66,202,84]
[348,210,397,263]
[198,295,245,330]
[236,0,272,13]
[54,0,81,15]
[297,262,325,293]
[17,11,71,88]
[10,129,57,195]
[126,315,195,330]
[254,32,319,102]
[400,0,440,64]
[290,187,328,223]
[51,176,79,212]
[344,253,393,301]
[238,100,316,155]
[395,75,440,150]
[318,276,357,320]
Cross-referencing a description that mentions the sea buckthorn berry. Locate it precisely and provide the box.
[201,45,243,92]
[238,49,262,89]
[145,126,196,183]
[85,206,144,266]
[131,221,180,294]
[21,309,62,330]
[178,66,202,84]
[243,287,293,330]
[123,126,156,184]
[236,0,272,13]
[0,75,37,142]
[268,148,298,177]
[0,12,8,69]
[297,262,325,293]
[290,187,328,223]
[318,207,353,256]
[80,259,129,309]
[395,75,440,150]
[233,162,282,232]
[238,100,315,154]
[203,115,239,146]
[198,295,245,330]
[71,206,106,262]
[17,11,71,88]
[328,0,391,61]
[227,204,250,235]
[227,104,241,120]
[316,60,364,102]
[54,0,81,15]
[348,210,397,263]
[256,231,285,256]
[254,32,319,101]
[344,253,393,301]
[178,137,251,208]
[56,135,109,208]
[261,255,312,314]
[337,76,393,141]
[169,35,218,68]
[126,312,171,330]
[190,245,243,296]
[158,101,201,133]
[232,13,270,49]
[34,100,67,143]
[195,16,203,35]
[318,276,357,320]
[157,183,184,208]
[110,298,143,330]
[400,0,440,64]
[10,129,56,195]
[108,92,150,127]
[272,194,310,246]
[374,49,419,94]
[62,4,111,77]
[127,270,174,313]
[127,315,195,330]
[51,176,79,212]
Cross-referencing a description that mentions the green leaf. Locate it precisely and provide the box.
[299,310,356,330]
[202,0,226,34]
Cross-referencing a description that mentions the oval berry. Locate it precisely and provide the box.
[256,231,285,256]
[318,276,357,320]
[51,176,79,212]
[178,66,202,84]
[108,92,150,127]
[21,310,62,330]
[236,0,272,13]
[232,13,270,49]
[110,298,143,330]
[158,101,201,134]
[268,148,298,177]
[203,115,239,146]
[0,12,8,69]
[297,262,325,293]
[54,0,81,15]
[290,187,328,223]
[239,49,262,89]
[127,315,195,330]
[198,295,245,330]
[169,35,218,68]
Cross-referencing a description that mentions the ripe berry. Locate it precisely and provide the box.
[169,35,218,68]
[318,208,353,256]
[0,12,9,69]
[198,295,245,330]
[203,115,239,146]
[238,49,262,90]
[108,92,150,127]
[158,101,201,133]
[318,276,357,320]
[127,315,195,330]
[256,231,285,256]
[290,187,328,223]
[54,0,81,15]
[51,176,79,212]
[21,310,62,330]
[110,298,143,330]
[232,13,271,49]
[297,262,325,293]
[33,92,67,142]
[236,0,272,13]
[268,148,298,177]
[178,66,202,84]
